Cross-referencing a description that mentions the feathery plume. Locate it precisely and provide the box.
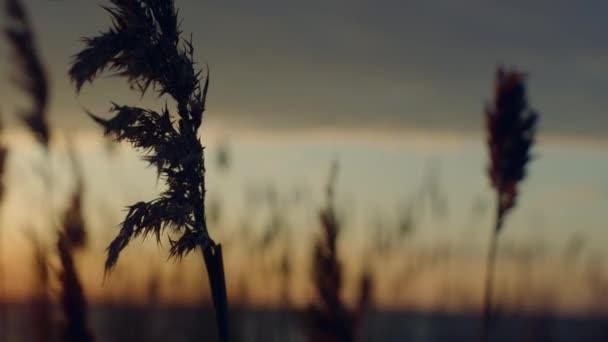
[4,0,50,149]
[305,162,372,342]
[485,68,538,226]
[56,232,95,342]
[69,1,229,339]
[4,2,53,339]
[480,67,538,342]
[55,142,94,342]
[62,142,87,248]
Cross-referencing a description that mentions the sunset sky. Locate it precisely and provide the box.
[0,0,606,312]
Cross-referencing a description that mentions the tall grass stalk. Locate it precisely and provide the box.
[5,1,96,340]
[4,0,50,150]
[4,0,52,339]
[68,1,229,339]
[56,230,94,342]
[305,163,372,342]
[4,0,52,237]
[480,68,538,342]
[56,143,94,342]
[27,232,52,342]
[0,116,8,342]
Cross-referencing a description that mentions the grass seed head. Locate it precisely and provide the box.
[69,0,213,271]
[485,68,538,219]
[4,0,50,149]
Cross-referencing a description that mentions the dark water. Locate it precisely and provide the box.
[3,305,608,341]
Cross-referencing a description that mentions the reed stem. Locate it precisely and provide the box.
[0,233,5,341]
[480,193,504,342]
[202,244,230,342]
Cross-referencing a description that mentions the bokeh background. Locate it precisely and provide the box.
[0,1,607,341]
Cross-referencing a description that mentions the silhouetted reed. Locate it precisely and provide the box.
[146,265,162,306]
[585,256,608,314]
[305,163,372,342]
[215,139,231,174]
[0,116,8,342]
[0,122,8,203]
[27,232,52,342]
[56,232,94,342]
[62,143,88,248]
[55,144,94,342]
[6,1,96,340]
[68,1,229,339]
[4,0,50,149]
[279,244,292,308]
[480,68,538,342]
[4,1,53,339]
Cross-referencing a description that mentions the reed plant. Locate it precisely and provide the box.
[56,231,94,342]
[5,1,97,340]
[27,232,52,342]
[305,163,372,342]
[68,1,229,339]
[4,0,53,340]
[4,0,49,150]
[56,144,94,342]
[0,117,8,341]
[480,68,538,342]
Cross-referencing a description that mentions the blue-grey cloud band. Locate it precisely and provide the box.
[1,0,606,140]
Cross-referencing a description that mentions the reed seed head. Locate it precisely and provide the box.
[305,163,371,342]
[62,144,88,249]
[56,232,95,342]
[69,0,212,272]
[485,68,538,219]
[0,120,8,202]
[4,0,50,149]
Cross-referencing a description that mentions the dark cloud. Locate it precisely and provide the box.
[1,0,607,139]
